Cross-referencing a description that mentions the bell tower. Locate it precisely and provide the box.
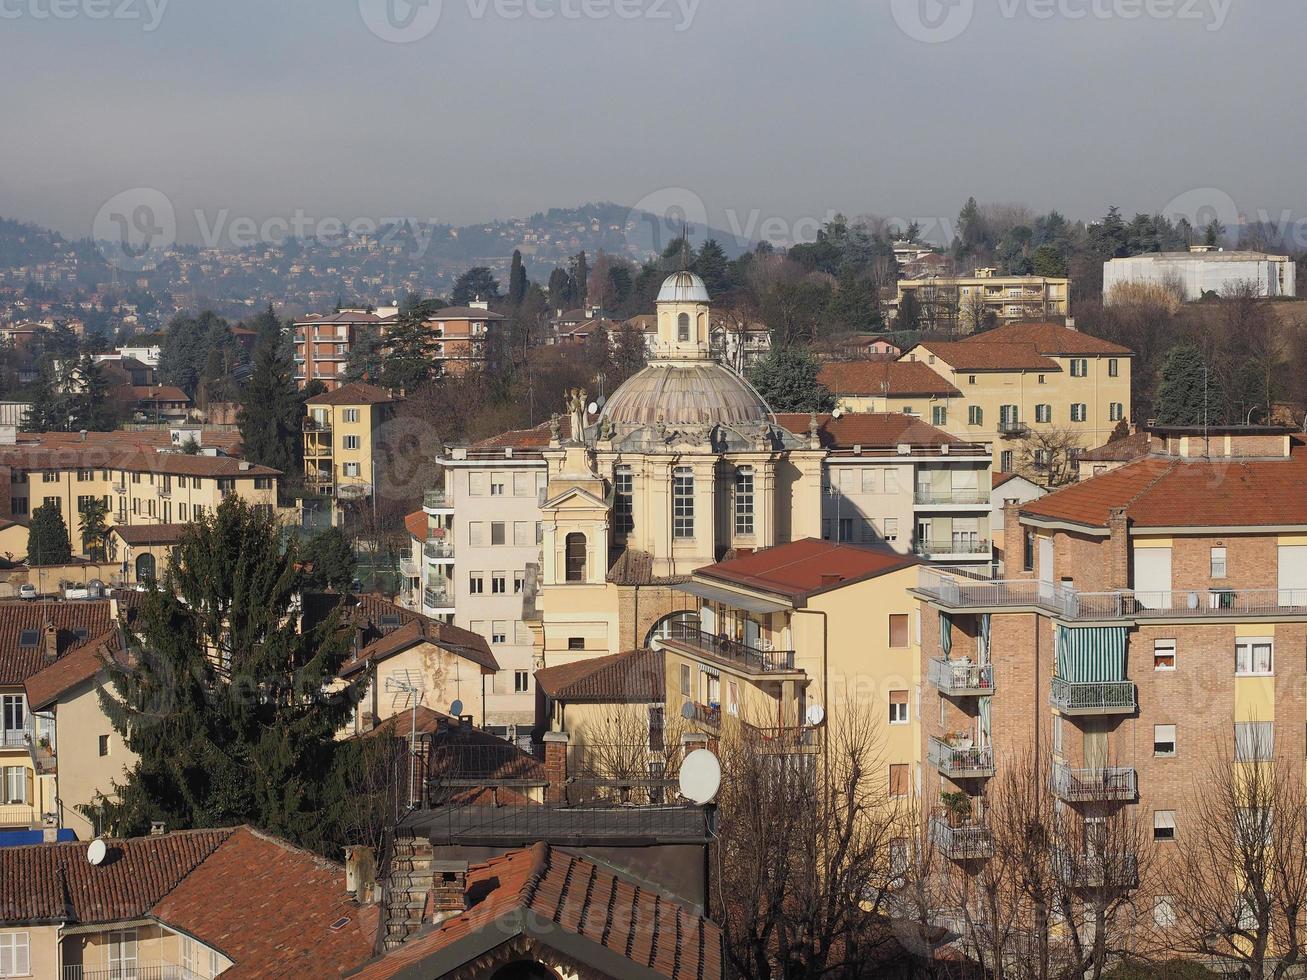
[654,271,712,362]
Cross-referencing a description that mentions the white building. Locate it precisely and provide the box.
[1103,247,1297,302]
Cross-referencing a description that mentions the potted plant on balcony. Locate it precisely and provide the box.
[946,731,973,751]
[37,735,50,751]
[941,791,972,827]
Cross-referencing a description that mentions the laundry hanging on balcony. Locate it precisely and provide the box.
[978,694,992,747]
[979,613,991,666]
[1055,625,1127,682]
[940,612,953,658]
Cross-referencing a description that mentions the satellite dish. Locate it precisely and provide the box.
[449,699,464,717]
[87,839,107,866]
[587,401,599,415]
[680,701,697,721]
[806,704,826,726]
[678,749,722,805]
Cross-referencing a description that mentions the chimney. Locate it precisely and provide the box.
[543,731,569,804]
[344,845,378,902]
[150,821,166,836]
[1002,500,1028,579]
[429,861,468,925]
[1108,507,1130,591]
[42,621,57,662]
[821,573,843,586]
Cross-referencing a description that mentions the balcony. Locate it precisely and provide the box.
[750,725,821,755]
[1050,677,1136,716]
[998,421,1030,438]
[686,702,721,729]
[112,483,126,495]
[303,417,332,432]
[304,474,334,496]
[0,803,36,827]
[928,736,995,779]
[928,658,995,697]
[424,539,455,561]
[930,806,994,861]
[1051,761,1137,803]
[423,489,452,511]
[2,724,33,749]
[1052,848,1140,890]
[663,624,799,675]
[61,965,194,980]
[914,538,992,559]
[422,586,453,610]
[914,489,991,507]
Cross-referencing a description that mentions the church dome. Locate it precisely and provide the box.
[656,271,711,304]
[598,362,772,429]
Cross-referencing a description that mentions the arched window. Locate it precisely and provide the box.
[135,552,156,584]
[564,533,586,582]
[677,312,690,342]
[644,610,699,647]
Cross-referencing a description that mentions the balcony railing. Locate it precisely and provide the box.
[928,736,995,778]
[750,725,821,755]
[424,540,455,560]
[914,538,992,558]
[664,623,798,674]
[423,586,452,609]
[918,567,1307,622]
[0,803,35,827]
[914,489,991,506]
[61,964,196,980]
[1052,848,1140,890]
[686,702,721,728]
[927,658,995,696]
[1051,761,1137,802]
[423,489,451,509]
[998,420,1030,437]
[930,808,994,860]
[2,724,34,748]
[303,417,332,432]
[1050,677,1136,715]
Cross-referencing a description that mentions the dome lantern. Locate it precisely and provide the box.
[653,271,712,362]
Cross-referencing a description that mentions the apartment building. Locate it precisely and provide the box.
[292,309,396,391]
[303,381,396,502]
[889,268,1071,326]
[438,433,549,728]
[819,360,963,415]
[912,425,1307,913]
[777,412,995,565]
[901,321,1133,476]
[422,301,505,376]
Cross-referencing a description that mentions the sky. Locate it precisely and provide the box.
[1,0,1303,247]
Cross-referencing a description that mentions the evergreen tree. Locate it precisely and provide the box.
[747,347,836,413]
[895,290,922,332]
[381,299,442,392]
[508,250,527,306]
[1154,344,1209,426]
[238,314,302,501]
[69,355,120,431]
[301,527,357,591]
[450,267,500,306]
[28,503,72,565]
[547,267,574,310]
[78,497,110,561]
[693,239,732,296]
[27,362,72,431]
[570,252,589,308]
[92,499,357,853]
[343,325,385,384]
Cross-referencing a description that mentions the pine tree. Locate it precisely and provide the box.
[28,503,72,565]
[1154,344,1209,426]
[746,347,835,414]
[450,267,501,306]
[92,499,358,852]
[238,313,302,501]
[693,239,732,296]
[70,355,120,431]
[508,250,528,306]
[343,325,385,384]
[301,526,358,591]
[381,299,442,393]
[571,251,589,308]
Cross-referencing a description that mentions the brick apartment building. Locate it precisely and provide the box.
[292,310,396,391]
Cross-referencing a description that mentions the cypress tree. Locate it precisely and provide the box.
[28,504,72,565]
[508,249,528,306]
[238,311,302,501]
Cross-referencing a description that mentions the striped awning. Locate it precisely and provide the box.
[1056,625,1127,682]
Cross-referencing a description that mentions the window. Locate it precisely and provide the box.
[1070,358,1088,377]
[41,471,58,483]
[130,472,141,484]
[513,571,525,594]
[467,522,486,547]
[1108,358,1119,378]
[883,518,898,542]
[1053,714,1063,755]
[1154,724,1176,757]
[490,522,505,545]
[968,375,977,385]
[568,637,585,651]
[468,575,483,595]
[217,478,235,495]
[838,517,853,542]
[889,614,909,649]
[2,767,24,805]
[254,476,273,490]
[341,435,360,451]
[468,473,487,496]
[1154,895,1176,928]
[734,467,754,536]
[1235,722,1274,761]
[680,663,692,696]
[491,573,506,595]
[677,312,690,342]
[491,622,507,644]
[98,734,110,757]
[1035,404,1052,424]
[889,690,909,725]
[889,764,909,798]
[614,466,634,536]
[565,533,586,582]
[342,463,360,478]
[932,405,947,426]
[889,838,909,878]
[514,670,529,693]
[339,408,359,423]
[1211,547,1227,579]
[1109,402,1125,421]
[998,405,1019,431]
[17,631,37,649]
[1153,810,1176,842]
[1037,374,1047,385]
[490,477,505,496]
[672,466,694,539]
[1070,403,1087,422]
[43,496,60,512]
[1236,637,1273,676]
[10,498,26,517]
[1000,450,1014,472]
[108,929,138,976]
[0,932,30,978]
[1154,638,1176,671]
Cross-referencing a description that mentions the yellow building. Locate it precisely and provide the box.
[303,381,397,504]
[890,268,1071,328]
[901,321,1133,477]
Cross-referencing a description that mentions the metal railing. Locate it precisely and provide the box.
[686,702,721,728]
[422,586,452,608]
[423,489,451,509]
[751,725,821,754]
[915,538,992,558]
[928,736,995,777]
[1050,677,1136,714]
[1051,761,1137,802]
[664,623,797,674]
[0,803,36,826]
[423,540,455,560]
[930,808,994,860]
[914,489,991,506]
[2,724,34,748]
[999,421,1029,437]
[303,417,332,432]
[62,964,196,980]
[1052,848,1140,890]
[927,658,994,695]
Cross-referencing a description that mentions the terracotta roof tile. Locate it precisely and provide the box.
[0,599,115,686]
[911,341,1061,373]
[470,416,571,450]
[25,628,125,710]
[0,446,279,478]
[340,616,498,676]
[110,523,189,546]
[818,360,959,397]
[403,510,427,541]
[306,382,395,406]
[774,412,962,449]
[534,648,664,703]
[960,321,1133,356]
[1079,430,1153,462]
[698,539,918,601]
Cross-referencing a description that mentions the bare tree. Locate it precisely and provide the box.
[1166,730,1307,980]
[1017,426,1085,488]
[565,706,686,806]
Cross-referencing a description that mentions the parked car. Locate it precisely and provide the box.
[18,583,37,600]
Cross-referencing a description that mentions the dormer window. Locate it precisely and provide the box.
[18,630,39,648]
[677,313,690,343]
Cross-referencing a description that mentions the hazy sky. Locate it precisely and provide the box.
[1,0,1302,246]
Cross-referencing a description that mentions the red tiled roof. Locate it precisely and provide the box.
[15,429,245,456]
[534,648,664,703]
[910,341,1060,372]
[0,599,115,686]
[403,510,427,541]
[347,842,721,980]
[340,614,498,676]
[1021,444,1307,529]
[1079,430,1153,462]
[818,360,959,397]
[471,416,572,450]
[110,523,189,546]
[961,321,1133,356]
[0,446,279,478]
[425,306,507,321]
[774,412,962,449]
[698,539,919,601]
[992,471,1020,489]
[111,385,191,405]
[25,628,124,710]
[306,382,395,406]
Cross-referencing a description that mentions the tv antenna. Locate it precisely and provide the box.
[385,670,427,807]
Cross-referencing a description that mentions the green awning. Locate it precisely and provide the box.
[1056,625,1127,682]
[940,612,953,658]
[979,613,991,666]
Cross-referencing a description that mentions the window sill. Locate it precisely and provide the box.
[1235,672,1274,678]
